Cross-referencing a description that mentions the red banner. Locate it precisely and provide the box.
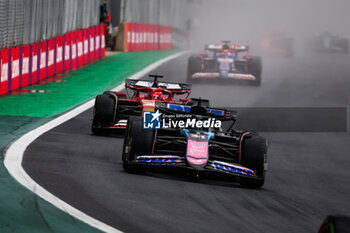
[160,26,172,50]
[90,26,95,62]
[77,30,84,67]
[71,31,77,70]
[155,25,159,50]
[167,27,172,50]
[131,23,136,52]
[101,24,106,58]
[123,22,172,52]
[56,35,63,74]
[135,24,140,52]
[31,43,39,84]
[123,22,130,52]
[21,45,30,87]
[0,48,9,95]
[10,47,20,91]
[95,25,101,60]
[160,26,165,50]
[83,28,89,64]
[150,25,155,50]
[47,39,55,77]
[64,33,71,72]
[39,41,47,80]
[142,24,146,51]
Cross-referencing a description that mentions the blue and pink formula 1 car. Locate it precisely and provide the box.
[122,98,268,188]
[187,41,262,85]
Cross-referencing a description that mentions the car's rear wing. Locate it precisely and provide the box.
[125,79,192,91]
[205,44,249,52]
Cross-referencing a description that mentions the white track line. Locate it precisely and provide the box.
[4,51,185,233]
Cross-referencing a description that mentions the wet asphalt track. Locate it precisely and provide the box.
[23,53,350,233]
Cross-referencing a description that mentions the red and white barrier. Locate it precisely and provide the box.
[55,36,64,74]
[83,29,89,65]
[123,22,171,52]
[21,45,30,87]
[39,41,47,81]
[95,25,101,60]
[64,33,70,72]
[90,26,96,63]
[71,31,77,70]
[0,24,106,95]
[0,48,9,95]
[101,25,106,58]
[47,39,55,78]
[77,30,84,67]
[10,47,20,91]
[31,43,39,84]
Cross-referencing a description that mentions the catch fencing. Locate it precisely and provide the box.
[0,0,100,49]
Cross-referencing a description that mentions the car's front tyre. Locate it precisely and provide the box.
[122,116,154,173]
[239,134,267,188]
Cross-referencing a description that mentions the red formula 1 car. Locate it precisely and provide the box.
[92,75,192,135]
[187,41,262,85]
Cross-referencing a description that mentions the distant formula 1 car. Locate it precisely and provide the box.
[122,99,268,188]
[261,30,294,58]
[187,41,262,85]
[305,32,348,54]
[91,75,192,135]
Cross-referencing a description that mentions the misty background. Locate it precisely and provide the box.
[189,0,350,51]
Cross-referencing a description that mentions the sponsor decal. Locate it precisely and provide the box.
[32,55,38,72]
[40,52,46,69]
[84,40,89,54]
[143,110,222,129]
[96,36,100,49]
[72,44,76,59]
[90,38,94,52]
[57,47,63,62]
[22,58,29,74]
[143,110,162,129]
[48,50,54,66]
[12,60,19,77]
[65,45,70,60]
[101,35,105,48]
[1,63,8,82]
[78,42,83,56]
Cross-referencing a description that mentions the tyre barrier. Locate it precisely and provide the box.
[0,24,106,96]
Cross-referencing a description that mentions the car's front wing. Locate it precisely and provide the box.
[131,155,258,178]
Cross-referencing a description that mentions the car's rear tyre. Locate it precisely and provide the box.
[318,215,350,233]
[122,116,154,173]
[239,135,267,188]
[92,94,116,135]
[187,55,201,83]
[247,56,262,86]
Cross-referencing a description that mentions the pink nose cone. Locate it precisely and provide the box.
[186,140,208,166]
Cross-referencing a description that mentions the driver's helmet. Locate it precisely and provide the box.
[153,91,162,100]
[223,43,230,50]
